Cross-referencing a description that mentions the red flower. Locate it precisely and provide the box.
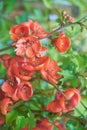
[0,54,11,68]
[7,56,35,81]
[0,98,13,115]
[55,88,81,113]
[1,81,14,98]
[54,121,66,130]
[54,33,70,53]
[0,113,5,126]
[46,100,62,113]
[14,81,33,101]
[30,21,49,38]
[14,36,47,59]
[60,88,81,112]
[9,20,32,40]
[21,125,29,130]
[0,89,5,100]
[30,56,49,71]
[46,88,81,114]
[33,118,53,130]
[41,58,61,84]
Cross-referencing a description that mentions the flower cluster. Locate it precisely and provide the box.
[0,20,61,127]
[46,88,81,114]
[0,18,81,129]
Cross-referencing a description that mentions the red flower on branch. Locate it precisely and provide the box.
[59,88,81,112]
[30,20,49,38]
[0,98,13,115]
[21,125,29,130]
[9,20,32,40]
[33,118,53,130]
[30,56,49,71]
[7,56,35,81]
[41,58,61,84]
[10,20,48,41]
[0,54,11,68]
[0,113,5,126]
[14,36,47,58]
[1,81,14,98]
[46,88,81,114]
[46,100,62,113]
[14,81,33,101]
[54,33,70,53]
[54,121,66,130]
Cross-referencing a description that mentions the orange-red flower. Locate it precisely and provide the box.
[9,20,32,40]
[54,121,66,130]
[21,125,29,130]
[0,113,5,126]
[30,20,49,38]
[54,33,70,53]
[46,100,62,113]
[29,56,49,71]
[10,20,48,40]
[41,58,61,84]
[0,89,5,100]
[0,54,11,68]
[46,88,81,114]
[33,118,53,130]
[7,56,35,81]
[59,88,81,112]
[13,36,47,59]
[1,81,14,98]
[0,98,13,115]
[14,81,33,101]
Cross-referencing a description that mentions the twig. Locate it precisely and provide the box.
[44,16,87,39]
[80,101,87,110]
[75,107,84,117]
[0,16,87,52]
[0,13,15,23]
[40,77,68,100]
[0,46,14,53]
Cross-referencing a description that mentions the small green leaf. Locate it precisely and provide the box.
[28,110,35,130]
[6,110,18,124]
[15,116,28,130]
[53,125,58,130]
[42,0,52,9]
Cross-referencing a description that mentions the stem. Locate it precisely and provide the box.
[0,16,87,52]
[75,107,84,117]
[0,13,15,23]
[63,114,85,126]
[11,100,24,109]
[40,77,68,100]
[80,101,87,110]
[0,46,14,53]
[54,84,68,100]
[40,15,87,39]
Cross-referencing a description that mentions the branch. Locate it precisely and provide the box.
[0,16,87,52]
[0,46,14,53]
[0,13,15,23]
[43,15,87,39]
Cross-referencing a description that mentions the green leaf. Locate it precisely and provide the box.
[15,116,28,130]
[42,0,52,9]
[6,110,18,124]
[28,110,35,130]
[0,63,6,78]
[53,125,58,130]
[59,70,74,81]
